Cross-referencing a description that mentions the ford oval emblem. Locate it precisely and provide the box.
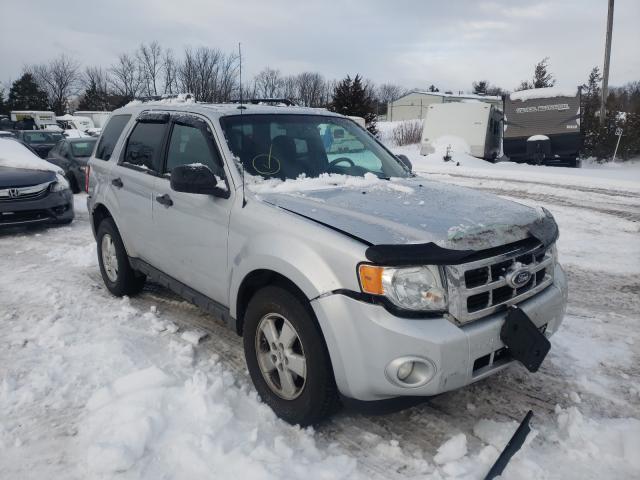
[506,266,532,288]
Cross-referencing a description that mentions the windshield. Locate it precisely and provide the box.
[22,132,63,144]
[70,139,97,157]
[219,114,409,180]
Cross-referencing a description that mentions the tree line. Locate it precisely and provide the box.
[0,48,637,159]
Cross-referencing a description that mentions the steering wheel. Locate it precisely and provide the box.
[328,157,355,172]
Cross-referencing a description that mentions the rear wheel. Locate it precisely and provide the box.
[96,218,145,296]
[243,286,339,426]
[66,173,80,194]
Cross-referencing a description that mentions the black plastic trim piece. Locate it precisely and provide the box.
[129,257,236,332]
[366,242,475,266]
[328,288,445,319]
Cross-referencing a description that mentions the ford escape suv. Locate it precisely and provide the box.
[86,101,568,425]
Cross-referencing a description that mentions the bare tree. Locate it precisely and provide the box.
[178,47,238,102]
[281,75,299,103]
[296,72,326,107]
[137,41,163,96]
[253,67,283,98]
[109,53,142,101]
[83,66,110,93]
[162,48,179,94]
[30,54,81,114]
[377,83,406,104]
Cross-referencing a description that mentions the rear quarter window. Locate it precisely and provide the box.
[95,114,131,160]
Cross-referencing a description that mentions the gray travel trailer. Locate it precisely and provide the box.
[503,87,581,167]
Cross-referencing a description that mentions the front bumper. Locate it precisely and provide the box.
[0,189,74,227]
[312,264,568,401]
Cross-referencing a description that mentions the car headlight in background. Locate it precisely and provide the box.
[51,173,70,192]
[358,264,447,311]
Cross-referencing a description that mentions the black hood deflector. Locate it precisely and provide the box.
[365,208,559,266]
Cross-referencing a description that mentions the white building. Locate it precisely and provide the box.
[386,90,502,121]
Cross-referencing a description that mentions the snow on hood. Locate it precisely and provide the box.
[510,87,578,101]
[256,175,550,249]
[0,138,62,173]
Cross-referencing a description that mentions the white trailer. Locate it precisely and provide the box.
[74,111,111,128]
[57,114,95,131]
[10,111,60,130]
[419,102,502,160]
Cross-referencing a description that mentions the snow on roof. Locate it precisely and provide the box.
[0,137,61,173]
[510,87,578,101]
[400,90,501,101]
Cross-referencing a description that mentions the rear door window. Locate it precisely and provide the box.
[122,121,167,172]
[95,114,131,160]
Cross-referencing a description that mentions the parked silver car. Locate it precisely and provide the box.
[87,102,567,425]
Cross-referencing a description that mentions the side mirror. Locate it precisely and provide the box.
[170,163,228,197]
[396,154,412,172]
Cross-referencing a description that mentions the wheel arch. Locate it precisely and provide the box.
[234,269,313,336]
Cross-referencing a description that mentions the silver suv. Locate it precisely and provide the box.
[87,101,568,425]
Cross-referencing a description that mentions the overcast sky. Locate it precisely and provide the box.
[1,0,639,93]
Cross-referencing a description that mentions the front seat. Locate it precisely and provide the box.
[270,135,303,180]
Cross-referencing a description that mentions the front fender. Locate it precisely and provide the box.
[228,231,346,318]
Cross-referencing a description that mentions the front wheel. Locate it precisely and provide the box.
[96,218,145,296]
[243,286,339,426]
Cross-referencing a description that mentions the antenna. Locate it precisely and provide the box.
[238,42,243,106]
[238,42,247,207]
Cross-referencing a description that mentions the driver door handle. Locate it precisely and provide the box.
[111,177,123,188]
[156,193,173,207]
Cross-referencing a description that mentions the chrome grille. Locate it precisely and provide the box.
[446,241,554,323]
[0,182,51,202]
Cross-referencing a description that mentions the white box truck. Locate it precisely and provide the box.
[419,102,502,160]
[10,111,61,130]
[73,111,111,128]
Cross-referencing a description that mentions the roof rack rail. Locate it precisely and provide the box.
[134,93,195,103]
[229,98,297,106]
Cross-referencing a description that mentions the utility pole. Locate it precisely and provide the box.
[600,0,614,125]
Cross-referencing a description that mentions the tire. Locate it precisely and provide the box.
[243,286,339,426]
[66,173,80,194]
[96,217,145,297]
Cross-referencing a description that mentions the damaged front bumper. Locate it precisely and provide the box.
[311,263,568,401]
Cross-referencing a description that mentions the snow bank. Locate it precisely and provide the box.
[510,87,578,101]
[0,138,61,173]
[82,367,358,479]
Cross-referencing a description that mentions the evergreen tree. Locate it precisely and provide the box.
[6,73,49,111]
[580,67,602,156]
[472,80,488,95]
[77,78,110,111]
[0,88,7,115]
[532,57,555,88]
[329,74,378,135]
[428,84,439,92]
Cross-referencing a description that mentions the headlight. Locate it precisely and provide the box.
[358,264,447,311]
[549,243,559,264]
[51,173,70,192]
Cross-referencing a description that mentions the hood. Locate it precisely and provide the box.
[0,166,56,188]
[257,177,553,251]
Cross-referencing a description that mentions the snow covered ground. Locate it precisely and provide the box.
[1,143,639,479]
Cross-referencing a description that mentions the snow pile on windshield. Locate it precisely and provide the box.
[0,138,61,173]
[248,172,414,194]
[510,87,578,101]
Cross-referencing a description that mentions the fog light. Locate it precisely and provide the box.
[385,356,436,388]
[397,361,415,381]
